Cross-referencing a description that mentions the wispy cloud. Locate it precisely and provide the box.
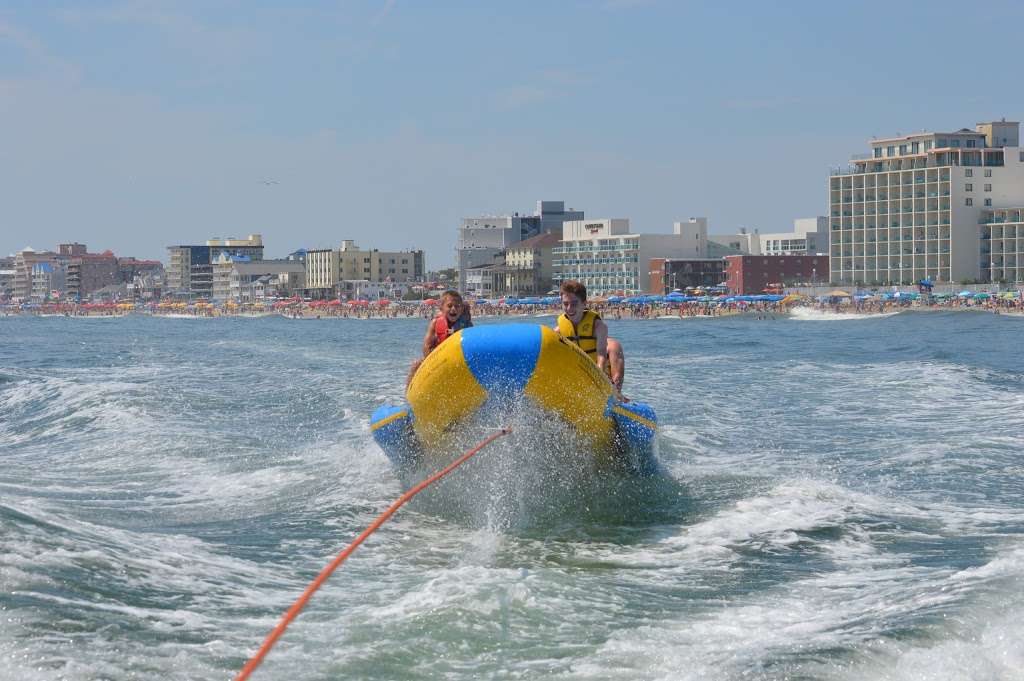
[370,0,397,27]
[724,96,799,111]
[491,85,551,110]
[491,69,593,110]
[55,2,262,68]
[603,0,658,9]
[0,18,78,79]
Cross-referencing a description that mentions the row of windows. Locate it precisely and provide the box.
[966,198,994,207]
[964,184,993,191]
[873,137,982,158]
[964,169,993,177]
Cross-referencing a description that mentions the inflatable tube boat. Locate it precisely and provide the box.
[370,323,658,475]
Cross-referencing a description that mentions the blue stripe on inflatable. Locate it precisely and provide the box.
[461,324,541,399]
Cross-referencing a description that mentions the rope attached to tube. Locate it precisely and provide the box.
[236,426,512,681]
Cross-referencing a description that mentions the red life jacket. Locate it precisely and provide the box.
[433,314,470,345]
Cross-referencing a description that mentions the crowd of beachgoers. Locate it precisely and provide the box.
[3,289,1022,319]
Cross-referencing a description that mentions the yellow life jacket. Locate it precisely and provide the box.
[558,310,601,358]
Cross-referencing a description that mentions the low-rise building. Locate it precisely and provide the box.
[648,258,726,294]
[724,254,829,294]
[502,232,561,296]
[65,251,119,301]
[464,263,503,299]
[457,200,583,291]
[231,260,307,301]
[554,217,713,295]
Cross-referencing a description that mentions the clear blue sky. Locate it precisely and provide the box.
[3,1,1024,267]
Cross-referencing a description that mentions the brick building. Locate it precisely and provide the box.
[724,255,829,295]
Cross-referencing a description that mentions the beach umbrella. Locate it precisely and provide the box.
[974,292,991,299]
[957,290,973,297]
[377,299,392,306]
[422,298,439,305]
[827,290,852,297]
[607,296,623,303]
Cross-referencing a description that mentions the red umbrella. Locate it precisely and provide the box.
[377,299,391,306]
[422,298,438,305]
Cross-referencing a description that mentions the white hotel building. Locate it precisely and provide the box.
[829,120,1024,285]
[553,218,711,295]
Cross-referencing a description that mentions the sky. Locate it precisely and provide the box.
[3,0,1024,268]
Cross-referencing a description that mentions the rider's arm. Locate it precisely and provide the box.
[422,319,437,358]
[594,318,609,372]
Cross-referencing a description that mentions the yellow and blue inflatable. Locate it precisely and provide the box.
[370,323,658,474]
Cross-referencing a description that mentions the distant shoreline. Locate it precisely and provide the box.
[2,302,1020,320]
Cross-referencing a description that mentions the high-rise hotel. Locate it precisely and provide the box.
[829,120,1024,285]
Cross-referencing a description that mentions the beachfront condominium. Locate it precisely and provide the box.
[457,200,583,291]
[166,234,264,298]
[829,120,1024,285]
[553,217,713,295]
[305,240,425,299]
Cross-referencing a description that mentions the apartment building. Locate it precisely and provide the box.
[167,234,263,298]
[0,257,14,299]
[980,208,1024,283]
[502,232,561,296]
[12,247,60,301]
[554,217,711,295]
[65,251,119,301]
[829,120,1024,284]
[305,249,339,295]
[31,262,66,301]
[337,240,424,283]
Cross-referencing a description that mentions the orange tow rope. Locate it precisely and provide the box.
[235,427,512,681]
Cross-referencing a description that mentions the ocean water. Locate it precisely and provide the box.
[1,311,1023,681]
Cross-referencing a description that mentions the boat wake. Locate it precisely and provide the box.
[790,307,901,321]
[390,404,667,531]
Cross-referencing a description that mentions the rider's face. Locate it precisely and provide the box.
[560,293,583,322]
[443,298,462,321]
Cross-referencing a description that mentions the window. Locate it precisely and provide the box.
[965,198,973,206]
[966,139,976,148]
[965,169,973,177]
[874,148,882,158]
[924,141,933,151]
[984,198,992,207]
[899,144,908,155]
[984,169,992,177]
[912,142,920,153]
[966,183,973,191]
[984,184,992,192]
[951,139,960,147]
[887,145,896,157]
[938,139,948,147]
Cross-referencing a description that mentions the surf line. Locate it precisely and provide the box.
[235,426,513,681]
